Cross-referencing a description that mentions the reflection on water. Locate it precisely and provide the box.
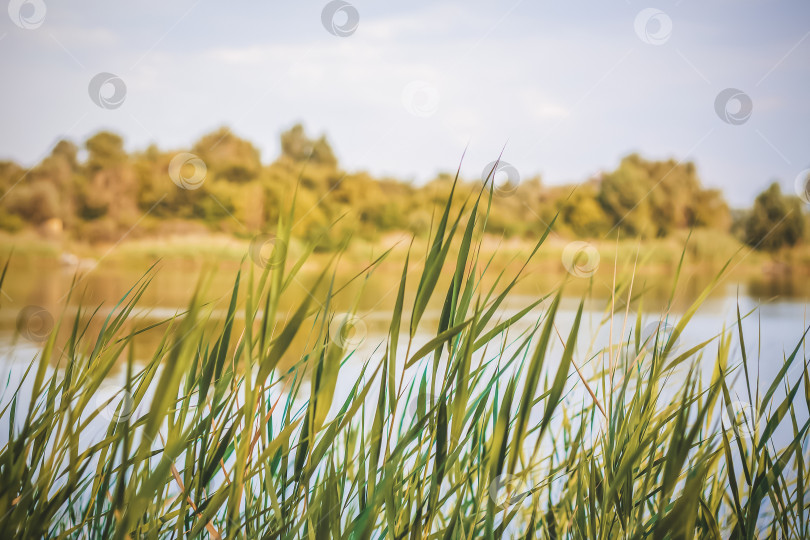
[0,255,807,458]
[0,254,808,367]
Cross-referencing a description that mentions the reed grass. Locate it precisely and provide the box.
[0,172,808,539]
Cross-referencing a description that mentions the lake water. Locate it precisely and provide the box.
[1,255,807,365]
[0,257,808,452]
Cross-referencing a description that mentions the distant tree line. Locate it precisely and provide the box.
[0,125,805,251]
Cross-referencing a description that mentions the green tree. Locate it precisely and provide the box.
[80,132,138,223]
[598,155,730,237]
[38,140,81,225]
[559,184,612,237]
[598,156,654,237]
[85,132,127,173]
[280,124,337,167]
[193,128,262,183]
[688,189,730,230]
[5,181,60,224]
[744,182,805,251]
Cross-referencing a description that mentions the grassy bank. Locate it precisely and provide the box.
[3,224,810,278]
[1,181,808,538]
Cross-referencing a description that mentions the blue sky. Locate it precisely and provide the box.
[1,0,809,206]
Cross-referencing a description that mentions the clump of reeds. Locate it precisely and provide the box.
[0,172,808,539]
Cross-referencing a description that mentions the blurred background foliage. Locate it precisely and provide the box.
[0,124,806,252]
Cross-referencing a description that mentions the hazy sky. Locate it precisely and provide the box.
[1,0,809,206]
